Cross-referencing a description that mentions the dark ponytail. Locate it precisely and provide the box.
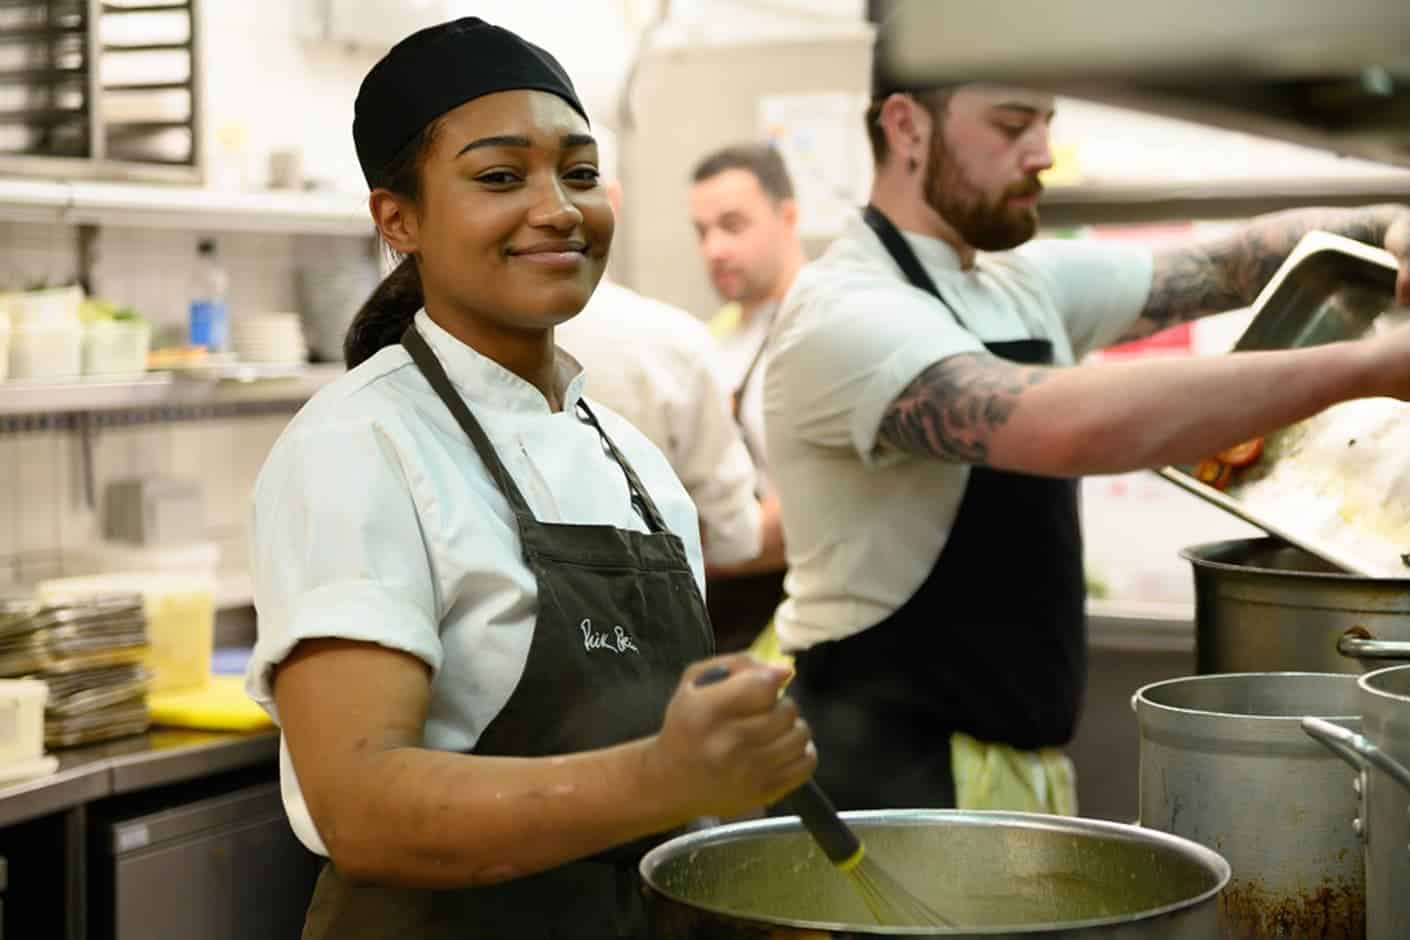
[344,256,423,368]
[343,121,440,369]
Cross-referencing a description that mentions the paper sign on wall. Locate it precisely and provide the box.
[758,92,873,240]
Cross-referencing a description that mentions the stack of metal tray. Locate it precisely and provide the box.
[1161,231,1410,578]
[0,593,152,747]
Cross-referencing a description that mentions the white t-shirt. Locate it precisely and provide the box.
[715,303,776,492]
[555,280,762,566]
[246,310,704,857]
[765,213,1153,652]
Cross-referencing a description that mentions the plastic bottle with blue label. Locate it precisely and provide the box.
[188,238,229,353]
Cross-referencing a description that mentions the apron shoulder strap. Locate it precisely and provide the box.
[403,323,673,537]
[730,307,774,422]
[575,400,670,534]
[862,204,974,332]
[401,324,537,523]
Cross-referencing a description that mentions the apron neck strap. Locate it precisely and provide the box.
[574,399,670,534]
[401,324,536,521]
[730,303,775,422]
[862,204,973,332]
[401,324,670,535]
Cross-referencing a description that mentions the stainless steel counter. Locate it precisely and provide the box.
[0,728,278,829]
[1087,598,1195,654]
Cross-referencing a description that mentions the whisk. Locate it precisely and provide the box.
[694,666,954,929]
[777,778,955,929]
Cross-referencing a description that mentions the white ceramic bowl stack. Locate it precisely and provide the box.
[232,312,307,365]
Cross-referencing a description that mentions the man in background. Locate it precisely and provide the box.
[762,26,1410,813]
[687,143,806,647]
[556,145,769,647]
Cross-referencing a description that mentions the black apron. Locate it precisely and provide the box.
[707,304,787,653]
[300,325,715,939]
[788,206,1086,811]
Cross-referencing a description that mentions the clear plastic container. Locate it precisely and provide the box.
[0,678,49,766]
[9,317,82,380]
[2,285,83,327]
[82,318,152,376]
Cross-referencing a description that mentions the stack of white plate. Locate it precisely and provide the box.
[232,312,307,365]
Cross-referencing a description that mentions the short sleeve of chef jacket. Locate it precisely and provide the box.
[246,416,441,704]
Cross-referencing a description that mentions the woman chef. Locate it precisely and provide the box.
[244,18,815,939]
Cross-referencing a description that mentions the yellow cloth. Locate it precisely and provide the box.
[708,302,743,340]
[747,618,790,667]
[747,623,1078,816]
[148,675,274,732]
[950,731,1078,815]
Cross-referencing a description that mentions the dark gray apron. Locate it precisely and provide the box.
[788,206,1086,810]
[299,325,715,939]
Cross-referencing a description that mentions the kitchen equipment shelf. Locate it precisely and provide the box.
[0,363,343,418]
[0,176,372,234]
[1038,176,1410,227]
[0,0,202,183]
[6,174,1405,237]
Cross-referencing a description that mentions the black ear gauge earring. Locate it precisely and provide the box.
[906,157,919,174]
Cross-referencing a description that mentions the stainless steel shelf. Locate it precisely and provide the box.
[0,364,344,417]
[4,174,1407,236]
[0,177,372,235]
[1040,175,1410,227]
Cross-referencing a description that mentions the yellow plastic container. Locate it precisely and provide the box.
[37,573,214,694]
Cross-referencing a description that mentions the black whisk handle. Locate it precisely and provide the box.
[693,665,733,687]
[774,780,864,868]
[689,666,864,868]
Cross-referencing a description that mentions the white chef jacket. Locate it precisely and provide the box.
[246,310,705,857]
[555,279,763,566]
[765,213,1153,652]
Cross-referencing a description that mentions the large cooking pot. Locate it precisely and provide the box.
[1182,537,1410,674]
[1304,664,1410,940]
[1134,672,1364,938]
[640,810,1229,938]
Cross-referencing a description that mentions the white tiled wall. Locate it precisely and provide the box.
[91,226,300,340]
[0,216,305,596]
[0,415,292,592]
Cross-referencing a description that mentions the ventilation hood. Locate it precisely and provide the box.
[872,0,1410,169]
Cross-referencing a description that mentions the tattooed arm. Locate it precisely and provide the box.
[878,325,1410,477]
[1120,204,1410,343]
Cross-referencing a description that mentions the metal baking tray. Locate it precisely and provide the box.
[46,664,152,719]
[1161,231,1410,578]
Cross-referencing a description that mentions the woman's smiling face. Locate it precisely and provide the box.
[398,89,613,335]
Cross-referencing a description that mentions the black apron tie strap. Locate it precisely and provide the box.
[862,204,974,331]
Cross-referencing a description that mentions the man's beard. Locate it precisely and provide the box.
[923,138,1041,252]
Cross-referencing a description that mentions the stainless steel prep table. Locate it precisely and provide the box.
[0,729,283,940]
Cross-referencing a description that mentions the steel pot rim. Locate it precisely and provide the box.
[639,809,1231,936]
[1361,663,1410,703]
[1134,672,1361,728]
[1180,537,1410,585]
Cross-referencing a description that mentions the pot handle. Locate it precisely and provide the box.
[1337,630,1410,662]
[1302,716,1410,794]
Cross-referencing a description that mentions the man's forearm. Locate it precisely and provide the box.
[879,343,1381,478]
[1126,204,1406,341]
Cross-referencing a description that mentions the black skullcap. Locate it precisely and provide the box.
[353,17,588,188]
